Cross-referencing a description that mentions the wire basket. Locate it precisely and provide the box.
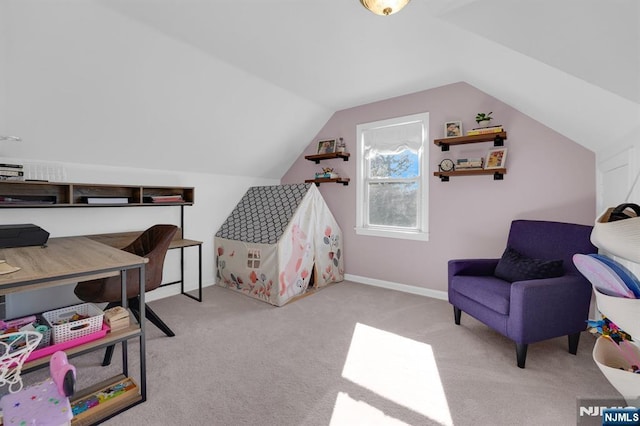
[43,303,104,344]
[0,331,42,393]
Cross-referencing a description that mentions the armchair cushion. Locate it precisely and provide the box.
[450,275,511,315]
[494,246,564,283]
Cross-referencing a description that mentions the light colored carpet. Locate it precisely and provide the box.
[28,282,623,425]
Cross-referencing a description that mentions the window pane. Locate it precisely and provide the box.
[368,182,418,228]
[369,150,419,179]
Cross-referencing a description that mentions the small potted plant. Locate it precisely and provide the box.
[475,112,493,127]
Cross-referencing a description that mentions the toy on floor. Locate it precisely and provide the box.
[0,345,76,426]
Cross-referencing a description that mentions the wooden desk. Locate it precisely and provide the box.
[85,229,203,302]
[0,237,149,424]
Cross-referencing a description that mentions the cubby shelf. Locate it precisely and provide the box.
[0,181,194,207]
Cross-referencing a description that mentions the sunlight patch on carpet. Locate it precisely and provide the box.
[340,323,453,426]
[330,392,409,425]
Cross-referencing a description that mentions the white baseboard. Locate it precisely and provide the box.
[344,274,448,301]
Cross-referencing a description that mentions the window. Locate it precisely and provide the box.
[247,248,261,269]
[355,112,429,241]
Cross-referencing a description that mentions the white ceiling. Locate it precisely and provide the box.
[2,0,639,178]
[99,0,640,151]
[102,0,640,107]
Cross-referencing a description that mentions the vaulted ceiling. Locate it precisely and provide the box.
[2,0,638,178]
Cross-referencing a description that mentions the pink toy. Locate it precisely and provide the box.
[50,350,76,397]
[0,351,76,425]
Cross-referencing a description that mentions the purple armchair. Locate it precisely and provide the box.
[448,220,597,368]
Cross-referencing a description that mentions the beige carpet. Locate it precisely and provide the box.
[32,281,623,425]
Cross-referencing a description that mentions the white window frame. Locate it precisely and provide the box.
[355,112,429,241]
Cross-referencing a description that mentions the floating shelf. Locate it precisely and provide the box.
[434,168,506,182]
[305,178,350,186]
[433,132,507,151]
[304,152,350,164]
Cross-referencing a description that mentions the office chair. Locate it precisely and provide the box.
[74,224,178,366]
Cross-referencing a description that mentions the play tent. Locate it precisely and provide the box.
[215,183,344,306]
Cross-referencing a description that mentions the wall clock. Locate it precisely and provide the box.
[438,159,455,172]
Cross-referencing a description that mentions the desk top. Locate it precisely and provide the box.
[85,230,202,250]
[0,237,147,292]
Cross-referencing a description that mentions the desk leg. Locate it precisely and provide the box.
[138,265,147,402]
[180,246,185,295]
[181,244,202,302]
[198,244,202,302]
[120,270,128,378]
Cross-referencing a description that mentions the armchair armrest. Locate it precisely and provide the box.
[448,258,499,280]
[508,274,592,343]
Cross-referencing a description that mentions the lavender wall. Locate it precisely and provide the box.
[282,82,596,295]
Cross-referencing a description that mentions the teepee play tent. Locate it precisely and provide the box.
[215,183,344,306]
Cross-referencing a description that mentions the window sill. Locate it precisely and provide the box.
[354,227,429,241]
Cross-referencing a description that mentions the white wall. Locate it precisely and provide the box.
[2,0,331,179]
[1,157,277,317]
[0,1,7,136]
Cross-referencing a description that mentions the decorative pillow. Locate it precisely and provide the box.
[494,246,564,283]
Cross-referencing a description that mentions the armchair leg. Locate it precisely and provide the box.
[568,332,580,355]
[453,307,462,325]
[516,343,528,369]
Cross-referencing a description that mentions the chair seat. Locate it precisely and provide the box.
[450,275,511,315]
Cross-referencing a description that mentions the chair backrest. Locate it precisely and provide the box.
[122,224,178,295]
[506,220,597,276]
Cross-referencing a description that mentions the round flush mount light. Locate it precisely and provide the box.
[360,0,411,16]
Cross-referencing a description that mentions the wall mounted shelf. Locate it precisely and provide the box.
[434,168,506,182]
[433,130,508,181]
[304,151,350,185]
[304,152,350,164]
[0,181,194,207]
[433,132,507,152]
[305,178,350,186]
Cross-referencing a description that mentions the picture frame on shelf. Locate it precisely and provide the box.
[445,121,463,138]
[317,139,337,154]
[484,148,508,169]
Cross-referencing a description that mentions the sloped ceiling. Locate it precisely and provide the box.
[95,0,640,154]
[2,0,639,178]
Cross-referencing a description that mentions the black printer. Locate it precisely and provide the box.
[0,224,50,248]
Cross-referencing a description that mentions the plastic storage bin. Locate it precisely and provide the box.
[43,303,104,344]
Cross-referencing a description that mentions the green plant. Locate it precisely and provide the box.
[475,112,493,124]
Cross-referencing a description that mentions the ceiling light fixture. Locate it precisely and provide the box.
[360,0,411,16]
[0,135,21,142]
